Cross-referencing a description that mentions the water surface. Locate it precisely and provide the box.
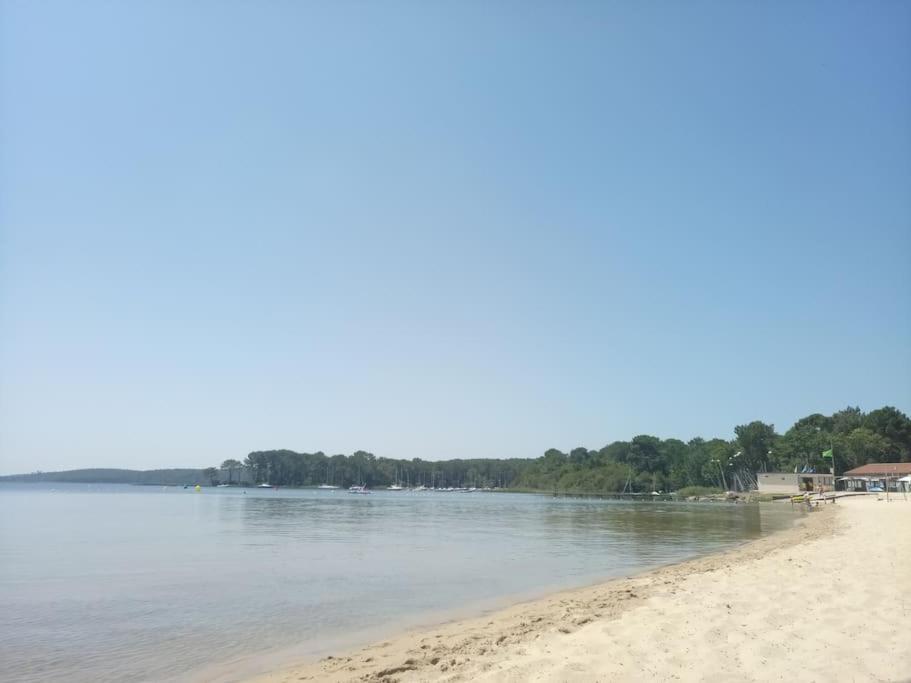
[0,483,797,682]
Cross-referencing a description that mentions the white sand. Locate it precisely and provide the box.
[250,495,911,682]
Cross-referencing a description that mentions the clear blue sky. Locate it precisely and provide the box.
[1,1,909,474]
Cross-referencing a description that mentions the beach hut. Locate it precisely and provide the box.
[757,472,834,494]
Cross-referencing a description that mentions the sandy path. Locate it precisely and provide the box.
[250,495,910,683]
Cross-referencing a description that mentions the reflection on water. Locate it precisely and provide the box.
[0,484,796,682]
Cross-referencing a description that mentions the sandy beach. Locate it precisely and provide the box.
[250,494,910,683]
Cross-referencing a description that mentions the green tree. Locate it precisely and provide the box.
[831,406,864,435]
[221,459,242,484]
[863,407,911,461]
[661,438,690,490]
[628,435,665,474]
[775,420,831,473]
[841,428,893,470]
[704,439,736,490]
[734,421,777,474]
[224,404,905,493]
[568,447,593,466]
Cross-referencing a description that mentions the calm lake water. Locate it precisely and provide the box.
[0,483,798,682]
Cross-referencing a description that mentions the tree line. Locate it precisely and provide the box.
[215,405,910,492]
[0,468,205,486]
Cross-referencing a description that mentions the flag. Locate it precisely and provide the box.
[822,449,833,459]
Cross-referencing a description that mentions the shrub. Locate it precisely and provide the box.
[675,485,723,497]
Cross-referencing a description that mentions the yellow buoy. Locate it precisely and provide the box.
[195,484,201,492]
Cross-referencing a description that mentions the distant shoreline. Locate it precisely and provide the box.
[1,480,782,505]
[0,478,764,503]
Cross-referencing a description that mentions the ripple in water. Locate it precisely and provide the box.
[0,483,797,682]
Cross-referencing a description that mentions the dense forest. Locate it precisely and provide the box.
[234,406,911,492]
[5,406,908,492]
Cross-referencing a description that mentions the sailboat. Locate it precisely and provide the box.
[387,465,405,490]
[318,464,339,489]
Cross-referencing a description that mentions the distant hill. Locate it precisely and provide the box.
[0,468,205,486]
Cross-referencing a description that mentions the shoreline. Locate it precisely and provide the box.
[244,499,879,683]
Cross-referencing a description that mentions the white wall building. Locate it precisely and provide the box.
[756,472,834,494]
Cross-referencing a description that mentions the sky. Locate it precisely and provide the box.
[1,1,909,474]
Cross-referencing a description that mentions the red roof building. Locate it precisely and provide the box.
[842,462,911,477]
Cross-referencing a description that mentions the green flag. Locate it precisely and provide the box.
[822,448,833,459]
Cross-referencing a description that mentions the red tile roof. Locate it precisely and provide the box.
[842,462,911,476]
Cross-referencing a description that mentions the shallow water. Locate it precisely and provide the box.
[0,483,797,682]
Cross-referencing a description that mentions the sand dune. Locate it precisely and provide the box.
[251,495,910,683]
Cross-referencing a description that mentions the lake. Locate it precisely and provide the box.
[0,483,798,682]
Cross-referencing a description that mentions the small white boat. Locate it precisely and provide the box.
[317,484,340,490]
[257,483,273,489]
[348,485,370,495]
[387,484,404,491]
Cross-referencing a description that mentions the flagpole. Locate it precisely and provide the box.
[821,443,836,504]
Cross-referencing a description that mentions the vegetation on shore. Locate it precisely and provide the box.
[673,486,724,497]
[238,405,909,492]
[0,468,204,486]
[4,406,908,493]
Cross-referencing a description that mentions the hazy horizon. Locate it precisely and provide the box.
[2,2,910,475]
[1,401,908,477]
